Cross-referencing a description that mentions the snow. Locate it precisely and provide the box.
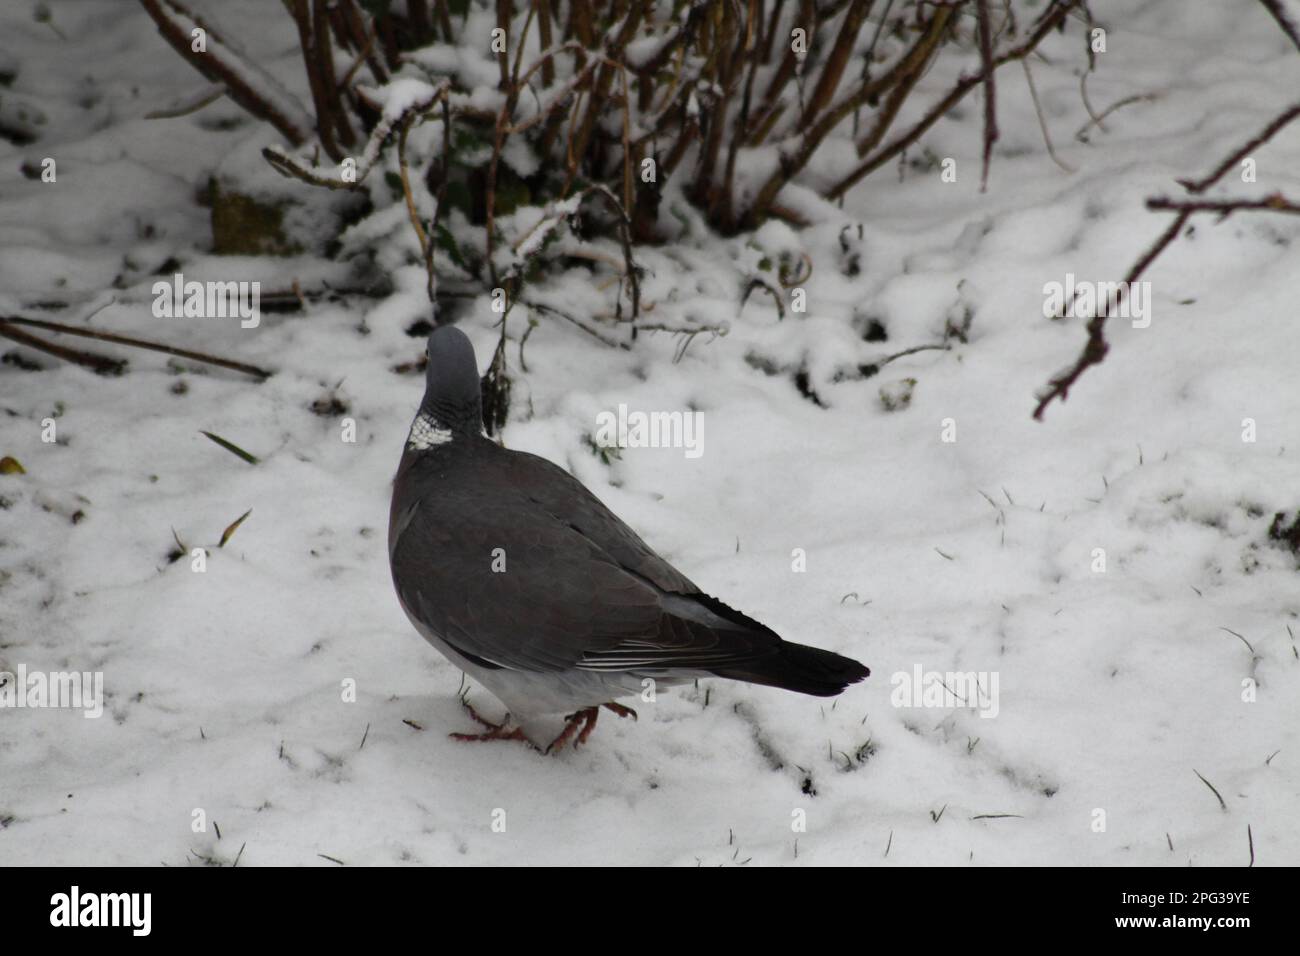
[371,78,444,123]
[1,0,1298,867]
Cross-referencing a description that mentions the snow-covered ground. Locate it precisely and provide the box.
[2,0,1298,866]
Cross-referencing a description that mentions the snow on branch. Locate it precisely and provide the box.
[139,0,315,147]
[261,79,451,191]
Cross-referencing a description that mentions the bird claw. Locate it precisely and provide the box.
[545,707,598,754]
[602,702,638,721]
[460,699,505,730]
[450,699,538,748]
[452,698,637,754]
[545,702,637,754]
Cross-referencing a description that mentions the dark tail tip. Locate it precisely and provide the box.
[714,641,869,698]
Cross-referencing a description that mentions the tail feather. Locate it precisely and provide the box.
[712,641,869,697]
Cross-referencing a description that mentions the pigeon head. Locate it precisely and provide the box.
[418,325,482,438]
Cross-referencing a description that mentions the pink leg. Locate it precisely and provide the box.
[602,702,638,721]
[449,699,536,749]
[546,707,599,754]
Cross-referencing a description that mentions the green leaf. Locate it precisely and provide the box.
[200,431,259,465]
[443,180,472,218]
[384,170,404,199]
[434,223,469,272]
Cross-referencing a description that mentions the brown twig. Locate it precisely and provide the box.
[800,0,873,133]
[433,0,454,42]
[573,184,642,332]
[878,342,953,367]
[1193,769,1228,812]
[495,0,512,91]
[853,0,899,138]
[504,44,596,134]
[1032,102,1300,419]
[397,121,436,304]
[976,0,998,190]
[719,2,763,234]
[139,0,314,146]
[849,8,955,164]
[1020,58,1074,174]
[739,276,786,320]
[521,299,630,349]
[289,0,343,161]
[1074,92,1157,142]
[569,5,645,172]
[429,94,453,317]
[311,0,356,152]
[535,0,555,87]
[337,18,379,90]
[1258,0,1300,53]
[0,319,126,375]
[827,0,1080,200]
[144,83,226,120]
[1179,103,1300,192]
[0,316,271,379]
[636,322,729,363]
[1146,193,1300,216]
[339,0,389,85]
[693,2,745,225]
[263,79,449,191]
[748,0,816,144]
[263,148,363,190]
[747,3,958,227]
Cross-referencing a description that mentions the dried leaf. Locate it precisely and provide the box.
[219,509,252,548]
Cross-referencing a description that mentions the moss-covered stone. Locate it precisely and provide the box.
[208,177,302,256]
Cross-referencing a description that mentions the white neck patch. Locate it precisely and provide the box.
[407,412,454,450]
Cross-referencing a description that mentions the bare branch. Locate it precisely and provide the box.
[1258,0,1300,52]
[139,0,314,146]
[976,0,999,190]
[0,318,125,375]
[1,315,271,379]
[144,83,226,120]
[1032,102,1300,419]
[262,80,450,190]
[1074,91,1157,142]
[828,0,1080,200]
[1020,58,1074,174]
[1146,193,1300,216]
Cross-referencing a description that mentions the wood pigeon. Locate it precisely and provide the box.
[389,326,869,752]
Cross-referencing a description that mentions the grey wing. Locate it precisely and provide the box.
[503,450,700,595]
[491,453,791,673]
[391,448,788,678]
[390,482,665,673]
